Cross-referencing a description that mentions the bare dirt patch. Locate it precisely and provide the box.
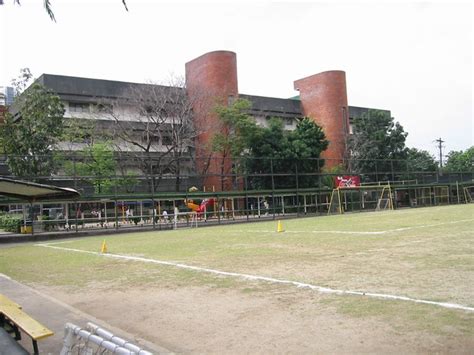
[36,283,474,353]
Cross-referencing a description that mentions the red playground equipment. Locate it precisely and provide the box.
[185,198,215,214]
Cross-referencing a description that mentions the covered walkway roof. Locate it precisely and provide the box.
[0,177,80,201]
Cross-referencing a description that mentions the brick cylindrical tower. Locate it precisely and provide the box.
[0,106,7,124]
[185,51,238,191]
[294,71,349,168]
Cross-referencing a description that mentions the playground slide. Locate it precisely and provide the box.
[186,202,200,212]
[187,199,215,213]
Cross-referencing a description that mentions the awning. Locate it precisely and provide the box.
[0,177,80,201]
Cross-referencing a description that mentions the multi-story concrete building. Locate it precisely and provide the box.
[0,86,15,106]
[28,50,389,191]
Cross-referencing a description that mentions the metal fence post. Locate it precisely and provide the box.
[113,169,119,231]
[390,160,395,182]
[271,158,276,220]
[295,162,299,217]
[149,155,156,230]
[245,173,249,221]
[375,160,379,182]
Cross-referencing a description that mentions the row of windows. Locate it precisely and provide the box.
[69,102,90,113]
[68,102,112,113]
[140,132,173,145]
[68,104,352,137]
[259,116,294,127]
[67,132,174,146]
[69,102,297,129]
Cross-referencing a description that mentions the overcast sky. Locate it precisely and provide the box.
[0,0,472,159]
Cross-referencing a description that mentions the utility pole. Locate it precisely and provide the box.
[435,137,445,168]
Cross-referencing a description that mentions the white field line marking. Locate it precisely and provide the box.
[242,230,387,235]
[241,218,474,235]
[40,240,77,245]
[36,243,474,313]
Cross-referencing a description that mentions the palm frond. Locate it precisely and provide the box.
[2,0,127,21]
[44,0,55,22]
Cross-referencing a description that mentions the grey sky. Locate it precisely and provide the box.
[1,0,472,158]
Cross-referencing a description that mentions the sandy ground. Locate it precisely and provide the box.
[0,274,166,354]
[35,283,474,354]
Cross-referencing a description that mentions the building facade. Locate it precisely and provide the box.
[0,86,15,106]
[25,50,389,191]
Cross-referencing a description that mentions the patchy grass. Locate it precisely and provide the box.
[0,204,473,337]
[321,296,474,336]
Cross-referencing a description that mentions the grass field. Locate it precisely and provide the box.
[1,204,473,352]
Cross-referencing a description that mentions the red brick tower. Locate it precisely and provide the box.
[294,71,349,168]
[185,51,238,191]
[0,105,7,124]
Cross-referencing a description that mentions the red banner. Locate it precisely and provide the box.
[335,175,361,188]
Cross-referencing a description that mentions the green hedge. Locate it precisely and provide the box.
[0,214,23,233]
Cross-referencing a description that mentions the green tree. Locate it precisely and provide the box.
[444,147,474,173]
[244,118,288,189]
[65,142,117,194]
[1,82,65,179]
[245,117,328,189]
[62,118,107,147]
[288,117,328,187]
[406,148,438,172]
[212,99,257,158]
[348,109,408,181]
[211,102,328,190]
[211,99,258,189]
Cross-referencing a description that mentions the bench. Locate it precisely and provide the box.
[0,294,22,309]
[0,294,54,355]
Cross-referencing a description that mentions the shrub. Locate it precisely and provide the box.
[0,214,23,233]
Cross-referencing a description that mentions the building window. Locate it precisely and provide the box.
[141,131,160,145]
[95,103,112,113]
[161,133,172,146]
[140,105,156,116]
[285,118,293,126]
[69,102,90,113]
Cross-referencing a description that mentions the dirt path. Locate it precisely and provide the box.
[0,274,166,354]
[36,283,473,354]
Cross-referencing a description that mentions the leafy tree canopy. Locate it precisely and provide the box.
[211,100,328,189]
[210,99,258,190]
[1,80,64,179]
[64,142,116,194]
[288,117,328,171]
[348,109,408,181]
[246,117,328,189]
[444,147,474,173]
[212,99,258,159]
[406,148,438,172]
